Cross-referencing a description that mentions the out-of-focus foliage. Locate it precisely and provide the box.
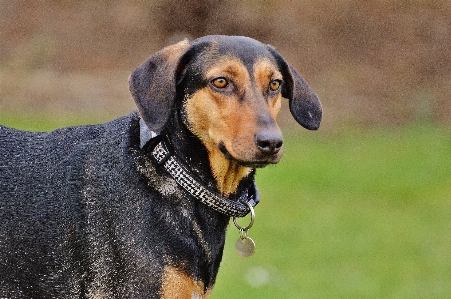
[1,0,450,127]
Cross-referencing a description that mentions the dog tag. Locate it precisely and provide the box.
[235,235,256,257]
[233,201,256,257]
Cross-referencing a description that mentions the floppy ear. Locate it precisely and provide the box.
[129,39,191,132]
[267,45,322,130]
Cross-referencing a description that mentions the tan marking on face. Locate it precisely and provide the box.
[184,58,283,195]
[253,58,283,118]
[161,265,210,299]
[205,57,249,96]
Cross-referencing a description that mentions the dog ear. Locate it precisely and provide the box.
[129,39,191,132]
[267,45,322,130]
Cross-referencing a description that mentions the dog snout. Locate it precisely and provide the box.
[254,130,283,156]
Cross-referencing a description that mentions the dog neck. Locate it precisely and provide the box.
[204,147,252,196]
[162,109,254,197]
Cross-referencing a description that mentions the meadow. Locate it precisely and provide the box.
[212,125,451,299]
[3,116,450,298]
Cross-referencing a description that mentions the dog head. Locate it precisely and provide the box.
[129,35,322,194]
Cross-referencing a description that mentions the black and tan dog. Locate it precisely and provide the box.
[0,35,321,298]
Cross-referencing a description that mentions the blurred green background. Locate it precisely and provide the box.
[1,1,450,298]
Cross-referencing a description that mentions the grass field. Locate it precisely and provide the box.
[213,125,451,299]
[2,116,450,298]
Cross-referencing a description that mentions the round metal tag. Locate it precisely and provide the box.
[235,236,256,257]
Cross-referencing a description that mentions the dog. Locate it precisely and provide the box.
[0,35,322,298]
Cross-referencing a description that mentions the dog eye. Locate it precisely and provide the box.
[211,77,228,89]
[269,80,281,91]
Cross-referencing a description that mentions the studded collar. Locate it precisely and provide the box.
[140,119,259,217]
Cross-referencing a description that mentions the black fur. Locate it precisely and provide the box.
[0,35,321,298]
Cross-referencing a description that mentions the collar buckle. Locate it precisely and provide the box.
[151,140,171,166]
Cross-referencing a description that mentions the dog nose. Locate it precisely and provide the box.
[255,130,283,155]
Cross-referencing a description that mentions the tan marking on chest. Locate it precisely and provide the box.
[161,265,211,299]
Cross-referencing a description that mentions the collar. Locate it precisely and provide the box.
[139,119,259,218]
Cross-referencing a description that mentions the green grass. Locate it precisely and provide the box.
[213,125,451,299]
[2,116,451,298]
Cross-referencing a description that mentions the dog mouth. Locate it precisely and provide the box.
[218,142,280,168]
